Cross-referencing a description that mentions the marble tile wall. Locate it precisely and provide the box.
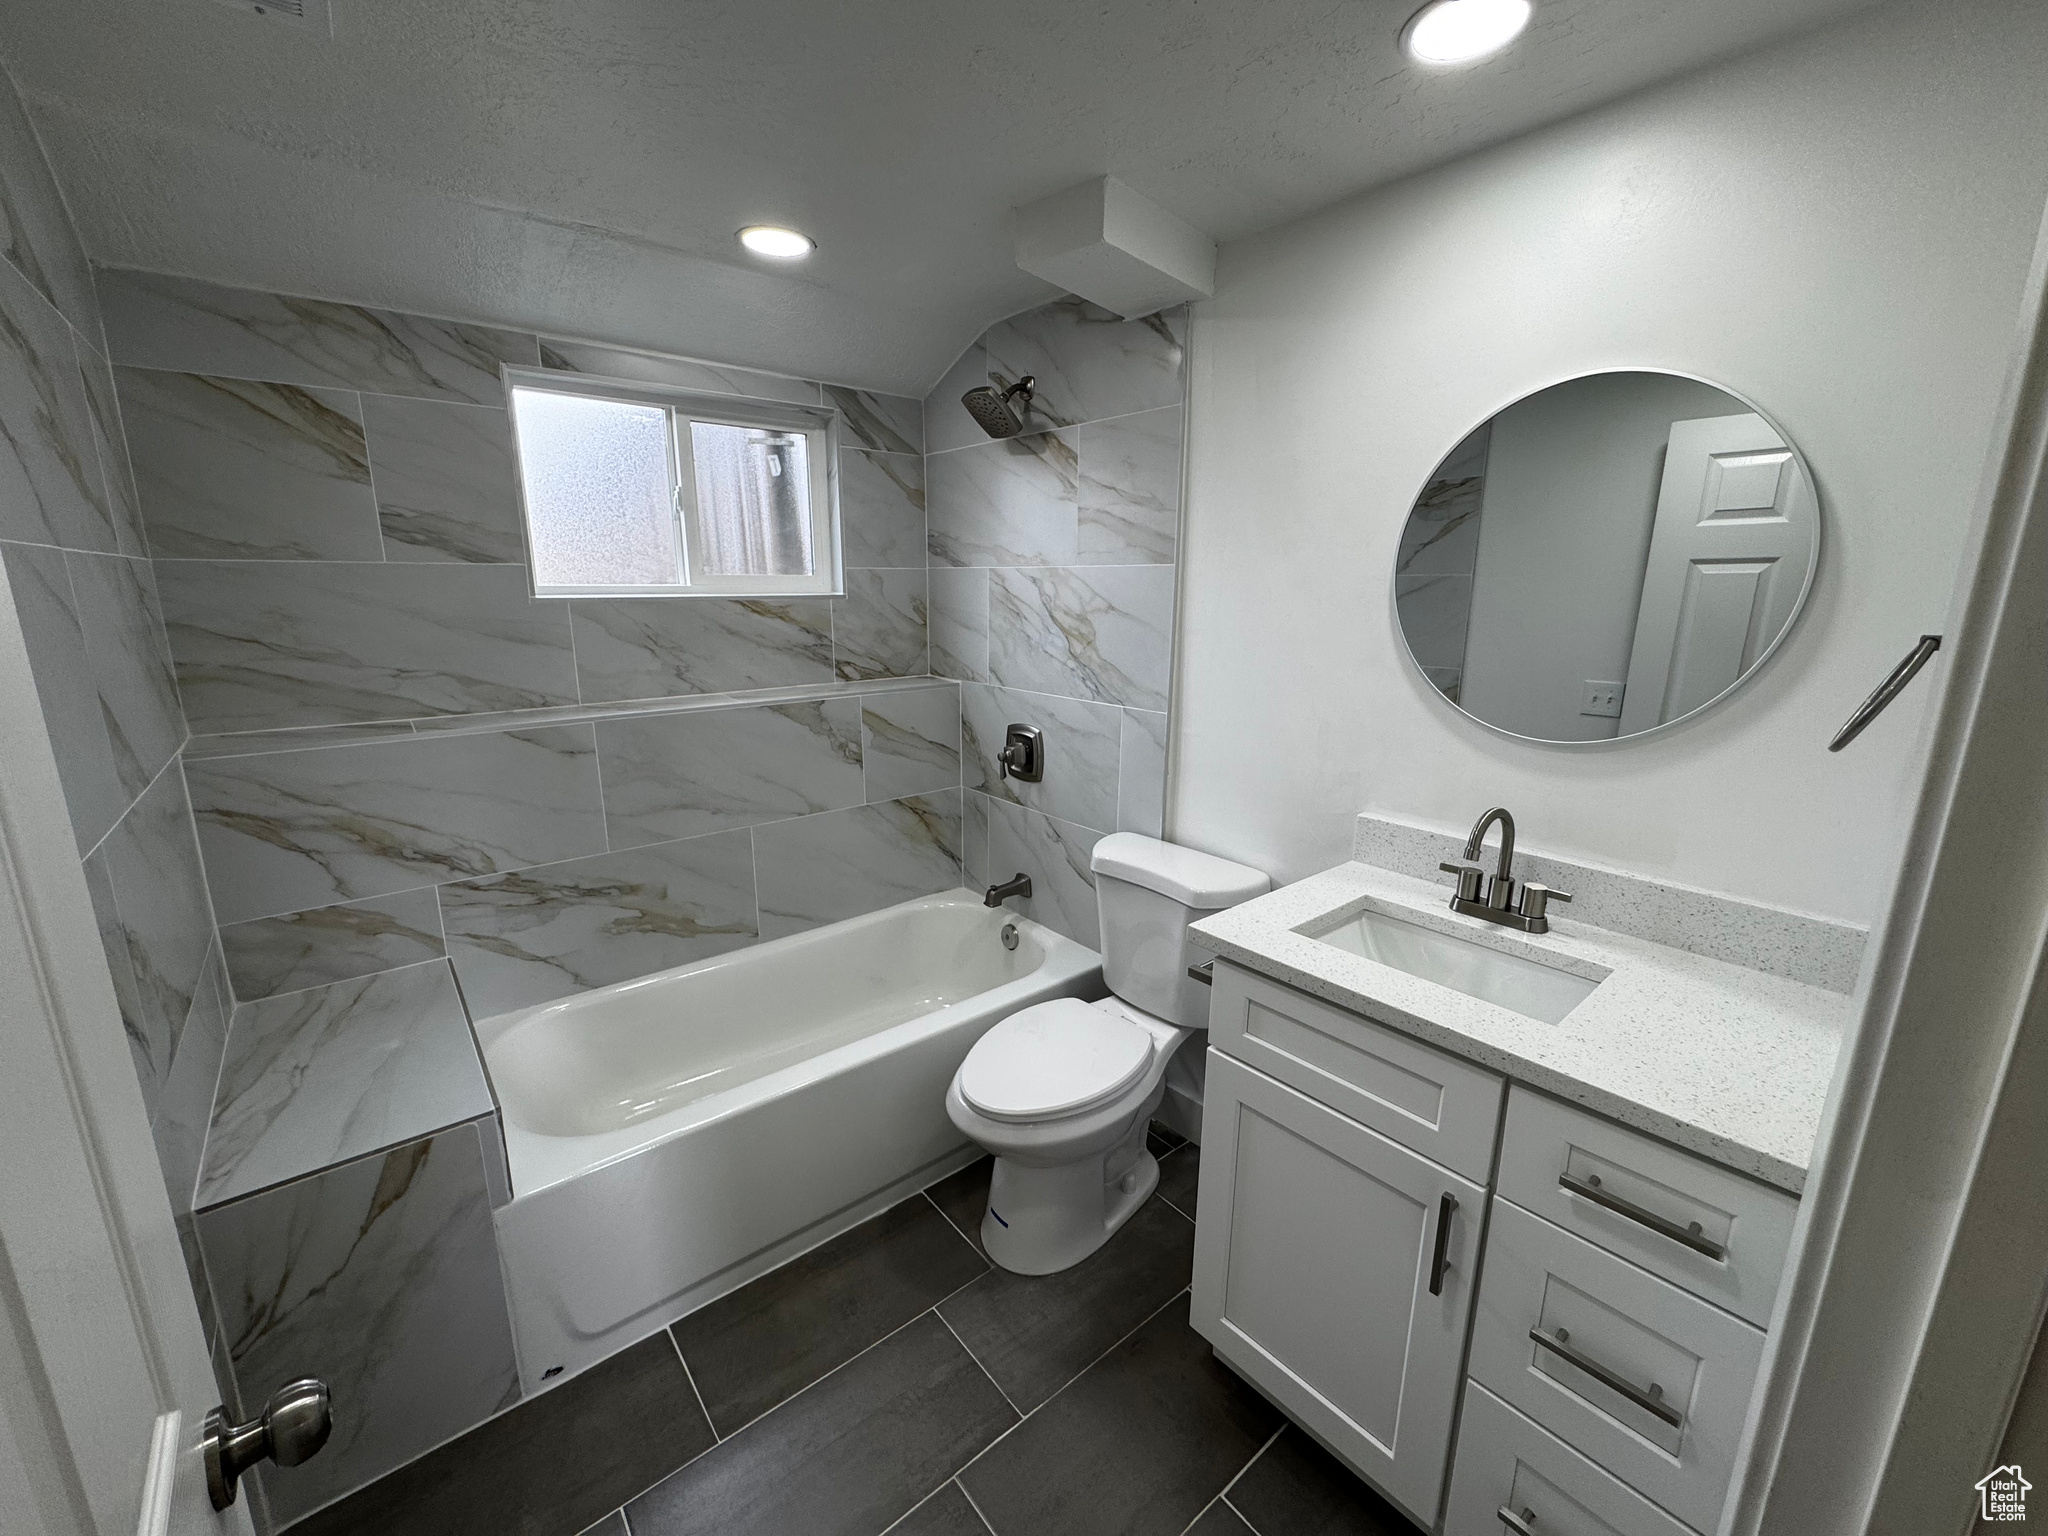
[198,1117,520,1529]
[1394,421,1488,701]
[192,678,966,1018]
[0,195,960,1529]
[99,270,930,735]
[924,297,1186,946]
[0,71,232,1367]
[173,952,520,1532]
[87,270,957,1009]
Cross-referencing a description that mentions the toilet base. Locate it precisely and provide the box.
[981,1125,1160,1275]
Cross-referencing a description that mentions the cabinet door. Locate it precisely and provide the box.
[1192,1050,1487,1525]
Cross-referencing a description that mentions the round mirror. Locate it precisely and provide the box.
[1394,370,1819,743]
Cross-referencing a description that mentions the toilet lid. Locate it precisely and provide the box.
[959,1000,1153,1124]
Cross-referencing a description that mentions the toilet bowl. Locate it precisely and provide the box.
[946,833,1269,1275]
[945,996,1188,1275]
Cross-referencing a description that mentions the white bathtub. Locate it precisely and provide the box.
[482,890,1102,1386]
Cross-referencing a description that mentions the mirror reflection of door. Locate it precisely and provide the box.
[1618,414,1817,733]
[1394,371,1819,744]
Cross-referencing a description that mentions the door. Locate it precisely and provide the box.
[1618,412,1817,733]
[1191,1050,1486,1525]
[0,581,251,1535]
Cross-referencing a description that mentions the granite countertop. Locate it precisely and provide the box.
[1189,861,1850,1192]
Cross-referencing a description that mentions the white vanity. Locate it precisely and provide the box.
[1185,836,1854,1536]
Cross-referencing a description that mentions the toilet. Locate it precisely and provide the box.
[947,833,1270,1275]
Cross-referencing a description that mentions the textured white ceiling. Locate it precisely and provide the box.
[3,0,1883,393]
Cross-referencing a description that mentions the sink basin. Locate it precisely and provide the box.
[1306,906,1601,1024]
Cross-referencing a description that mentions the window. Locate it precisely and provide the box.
[506,370,840,597]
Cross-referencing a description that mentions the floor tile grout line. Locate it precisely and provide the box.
[1221,1493,1268,1536]
[875,1475,988,1536]
[651,1200,996,1486]
[954,1477,1002,1535]
[625,1297,996,1529]
[665,1328,721,1442]
[953,1283,1194,1485]
[661,1296,959,1461]
[1210,1423,1287,1534]
[1013,1280,1195,1423]
[933,1306,1024,1420]
[1166,1421,1283,1536]
[923,1183,984,1255]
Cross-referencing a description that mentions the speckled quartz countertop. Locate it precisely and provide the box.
[1189,861,1851,1192]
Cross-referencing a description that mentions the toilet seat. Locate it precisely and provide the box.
[958,999,1153,1124]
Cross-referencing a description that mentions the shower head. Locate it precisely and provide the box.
[961,375,1036,439]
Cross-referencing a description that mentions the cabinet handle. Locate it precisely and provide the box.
[1529,1328,1684,1428]
[1496,1507,1538,1536]
[1557,1171,1727,1261]
[1188,960,1215,985]
[1428,1193,1458,1296]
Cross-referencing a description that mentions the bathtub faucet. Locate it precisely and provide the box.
[984,873,1033,908]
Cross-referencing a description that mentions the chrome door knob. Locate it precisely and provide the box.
[204,1378,332,1510]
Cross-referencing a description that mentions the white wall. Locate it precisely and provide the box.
[1173,0,2048,923]
[1461,372,1738,741]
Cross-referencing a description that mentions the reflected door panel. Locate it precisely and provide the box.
[1618,414,1817,734]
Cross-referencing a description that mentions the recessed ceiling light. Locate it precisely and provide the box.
[738,225,814,259]
[1401,0,1532,65]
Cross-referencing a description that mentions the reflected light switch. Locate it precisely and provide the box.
[1581,680,1625,718]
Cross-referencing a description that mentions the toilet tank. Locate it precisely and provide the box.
[1089,834,1270,1025]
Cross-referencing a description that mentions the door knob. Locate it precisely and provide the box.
[204,1378,332,1510]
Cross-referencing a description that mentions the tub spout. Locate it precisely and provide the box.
[984,873,1032,907]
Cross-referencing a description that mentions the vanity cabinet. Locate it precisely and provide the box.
[1205,959,1503,1180]
[1193,959,1801,1536]
[1466,1199,1767,1532]
[1444,1382,1698,1536]
[1494,1089,1798,1328]
[1191,1042,1492,1521]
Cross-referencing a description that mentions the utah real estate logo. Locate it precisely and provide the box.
[1977,1464,2031,1523]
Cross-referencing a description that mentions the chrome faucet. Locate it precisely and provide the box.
[984,872,1033,908]
[1466,806,1517,910]
[1438,806,1572,934]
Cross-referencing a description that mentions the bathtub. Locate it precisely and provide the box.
[482,890,1102,1386]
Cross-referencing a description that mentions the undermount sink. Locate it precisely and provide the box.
[1305,905,1601,1024]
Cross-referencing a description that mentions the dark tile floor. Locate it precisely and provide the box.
[286,1128,1416,1536]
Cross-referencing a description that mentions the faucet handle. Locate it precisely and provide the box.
[1518,883,1572,923]
[1438,861,1484,904]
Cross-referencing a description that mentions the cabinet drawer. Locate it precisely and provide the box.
[1445,1383,1698,1536]
[1192,1050,1487,1525]
[1208,961,1504,1181]
[1497,1088,1798,1327]
[1468,1199,1765,1533]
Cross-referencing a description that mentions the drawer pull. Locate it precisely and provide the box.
[1496,1507,1538,1536]
[1429,1193,1458,1296]
[1529,1327,1684,1428]
[1189,960,1215,985]
[1558,1171,1727,1262]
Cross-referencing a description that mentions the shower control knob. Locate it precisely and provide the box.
[996,723,1044,782]
[204,1378,332,1510]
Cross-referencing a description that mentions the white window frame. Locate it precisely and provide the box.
[504,365,843,599]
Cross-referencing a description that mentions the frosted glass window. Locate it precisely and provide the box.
[508,372,839,598]
[690,422,814,577]
[511,388,679,589]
